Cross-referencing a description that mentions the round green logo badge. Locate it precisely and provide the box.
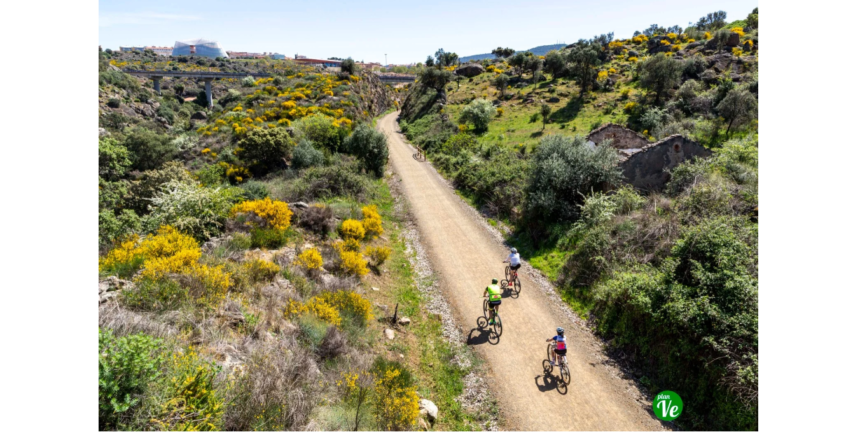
[652,390,683,421]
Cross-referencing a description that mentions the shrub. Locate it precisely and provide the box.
[231,197,293,232]
[250,227,289,249]
[235,127,294,173]
[294,113,349,152]
[287,298,342,326]
[241,76,256,87]
[318,290,374,324]
[298,204,334,235]
[107,97,122,108]
[525,135,622,222]
[243,258,281,282]
[343,124,390,177]
[372,359,419,431]
[129,161,197,213]
[365,246,391,267]
[98,329,165,430]
[240,180,270,200]
[122,127,178,171]
[339,249,369,277]
[289,162,371,201]
[151,348,224,431]
[361,205,384,238]
[121,277,187,311]
[317,326,348,359]
[339,219,366,240]
[291,138,324,169]
[144,180,242,241]
[458,98,495,132]
[341,58,357,74]
[295,248,324,271]
[99,209,142,250]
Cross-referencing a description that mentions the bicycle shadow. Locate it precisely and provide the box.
[534,360,569,395]
[465,316,500,346]
[501,281,520,299]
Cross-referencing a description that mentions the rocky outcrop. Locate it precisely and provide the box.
[419,399,438,422]
[455,63,484,78]
[647,36,673,54]
[99,276,134,304]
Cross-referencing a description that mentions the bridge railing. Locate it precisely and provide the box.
[122,69,271,78]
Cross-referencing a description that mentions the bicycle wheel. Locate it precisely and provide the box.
[514,277,521,295]
[483,299,489,319]
[500,280,509,294]
[505,266,511,281]
[493,314,503,337]
[547,344,554,361]
[560,361,571,384]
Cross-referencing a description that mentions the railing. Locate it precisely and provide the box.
[122,69,271,78]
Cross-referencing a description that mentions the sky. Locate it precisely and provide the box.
[99,0,758,64]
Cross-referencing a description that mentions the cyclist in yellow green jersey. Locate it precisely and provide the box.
[484,278,502,324]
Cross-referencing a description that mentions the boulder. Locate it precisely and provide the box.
[384,328,395,340]
[455,63,484,78]
[98,127,109,137]
[290,201,310,209]
[627,49,640,57]
[727,32,741,47]
[419,399,438,422]
[191,111,208,120]
[99,276,133,294]
[398,316,411,326]
[418,418,430,430]
[647,36,673,54]
[684,42,702,50]
[548,97,561,103]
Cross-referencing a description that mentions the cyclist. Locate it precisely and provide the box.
[483,278,502,325]
[545,327,567,366]
[503,247,521,279]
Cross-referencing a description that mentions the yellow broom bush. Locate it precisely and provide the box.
[339,219,366,240]
[295,248,323,271]
[230,198,293,231]
[365,246,392,267]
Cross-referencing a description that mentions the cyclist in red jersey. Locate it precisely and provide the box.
[545,327,567,366]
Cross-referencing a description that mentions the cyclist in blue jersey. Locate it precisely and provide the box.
[546,327,568,366]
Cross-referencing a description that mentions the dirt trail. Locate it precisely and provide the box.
[378,112,664,431]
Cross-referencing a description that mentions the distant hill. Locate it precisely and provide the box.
[460,43,566,62]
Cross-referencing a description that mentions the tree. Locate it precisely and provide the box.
[747,7,759,30]
[525,56,543,88]
[344,124,389,177]
[236,127,294,172]
[695,11,727,30]
[525,135,622,222]
[638,54,683,104]
[492,47,516,59]
[540,104,552,130]
[418,67,453,93]
[543,50,566,79]
[712,29,733,52]
[567,42,601,97]
[425,56,435,67]
[341,57,356,74]
[434,49,459,67]
[99,137,132,181]
[493,74,510,98]
[716,88,757,137]
[459,99,495,132]
[122,127,177,171]
[508,52,529,78]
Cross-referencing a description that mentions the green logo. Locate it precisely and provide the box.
[652,391,683,421]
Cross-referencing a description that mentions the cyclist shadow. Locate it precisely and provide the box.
[534,360,569,395]
[465,316,500,346]
[501,280,520,300]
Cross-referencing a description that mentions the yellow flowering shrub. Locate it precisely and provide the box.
[608,67,617,74]
[732,47,744,57]
[295,248,323,271]
[365,246,391,267]
[628,57,639,63]
[671,44,681,52]
[667,32,678,40]
[231,198,293,231]
[305,297,342,325]
[597,70,609,82]
[731,27,745,37]
[339,219,366,240]
[242,258,280,282]
[632,35,648,44]
[373,367,419,430]
[660,39,671,46]
[704,31,712,39]
[361,205,383,239]
[151,348,224,431]
[496,107,504,117]
[624,101,638,113]
[318,290,374,323]
[339,249,368,277]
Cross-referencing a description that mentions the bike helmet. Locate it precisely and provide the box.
[557,327,564,335]
[491,278,499,284]
[511,247,518,254]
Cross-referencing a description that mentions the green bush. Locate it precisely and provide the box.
[99,329,165,430]
[108,98,122,108]
[525,135,622,223]
[241,76,256,87]
[99,137,132,181]
[100,69,140,92]
[121,277,188,311]
[289,161,371,201]
[156,104,175,124]
[129,161,197,214]
[99,209,142,250]
[122,127,178,171]
[341,58,356,74]
[454,151,528,219]
[195,163,227,187]
[291,138,324,169]
[343,124,389,177]
[459,98,495,132]
[638,54,684,104]
[143,180,243,241]
[236,127,294,173]
[250,227,289,249]
[294,113,349,152]
[240,180,270,200]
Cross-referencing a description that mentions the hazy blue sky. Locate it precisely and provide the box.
[99,0,758,64]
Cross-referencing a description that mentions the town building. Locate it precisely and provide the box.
[172,39,228,58]
[293,57,342,67]
[145,46,173,56]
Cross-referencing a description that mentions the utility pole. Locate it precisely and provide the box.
[385,53,387,67]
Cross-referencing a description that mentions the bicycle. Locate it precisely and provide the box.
[504,265,522,296]
[482,299,503,337]
[546,341,570,385]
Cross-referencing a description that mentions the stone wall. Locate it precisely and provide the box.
[619,135,712,191]
[587,123,650,150]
